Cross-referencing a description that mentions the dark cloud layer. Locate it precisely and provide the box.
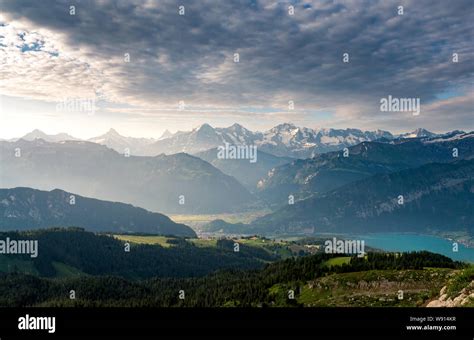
[1,0,473,130]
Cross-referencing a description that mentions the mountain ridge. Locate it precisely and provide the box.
[0,187,196,236]
[256,131,474,206]
[7,125,460,159]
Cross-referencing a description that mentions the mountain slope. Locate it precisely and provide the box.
[254,159,474,235]
[257,132,474,206]
[0,140,255,214]
[0,187,196,236]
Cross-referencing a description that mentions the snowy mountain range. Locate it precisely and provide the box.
[142,123,451,158]
[256,123,394,158]
[9,124,462,159]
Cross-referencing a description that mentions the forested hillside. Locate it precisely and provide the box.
[0,249,467,307]
[0,229,275,279]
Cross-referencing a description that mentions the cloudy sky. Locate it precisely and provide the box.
[0,0,473,139]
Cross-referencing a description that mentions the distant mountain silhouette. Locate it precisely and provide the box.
[0,139,256,214]
[20,129,79,143]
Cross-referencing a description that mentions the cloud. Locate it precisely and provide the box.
[0,0,472,132]
[0,18,106,101]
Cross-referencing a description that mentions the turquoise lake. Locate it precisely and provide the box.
[354,233,474,262]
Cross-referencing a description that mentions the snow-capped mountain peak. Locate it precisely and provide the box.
[158,130,173,140]
[88,129,156,155]
[398,128,437,139]
[105,128,121,136]
[196,123,214,132]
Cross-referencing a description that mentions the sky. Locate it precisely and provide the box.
[0,0,473,139]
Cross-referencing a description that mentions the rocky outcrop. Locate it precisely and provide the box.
[427,281,474,307]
